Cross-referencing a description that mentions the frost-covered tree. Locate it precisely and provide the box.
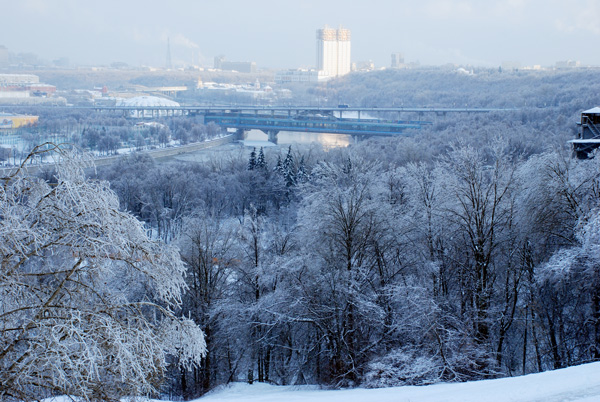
[289,158,401,384]
[0,145,205,401]
[283,146,296,187]
[274,154,284,176]
[436,141,516,350]
[515,151,600,370]
[236,205,274,382]
[151,166,193,240]
[256,147,267,170]
[297,155,309,184]
[248,147,257,171]
[539,208,600,367]
[175,211,238,398]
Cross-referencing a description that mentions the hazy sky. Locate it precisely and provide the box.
[4,0,600,69]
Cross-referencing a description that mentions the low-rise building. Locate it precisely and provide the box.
[214,56,257,73]
[0,112,39,129]
[0,74,56,98]
[0,74,39,86]
[275,69,330,84]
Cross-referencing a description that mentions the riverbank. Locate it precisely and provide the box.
[0,135,237,175]
[94,135,236,166]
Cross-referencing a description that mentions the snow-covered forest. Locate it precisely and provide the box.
[97,138,600,399]
[3,68,600,401]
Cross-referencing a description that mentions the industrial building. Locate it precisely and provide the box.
[316,25,351,77]
[0,74,56,98]
[0,112,39,130]
[214,56,257,73]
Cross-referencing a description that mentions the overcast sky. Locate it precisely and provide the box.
[3,0,600,69]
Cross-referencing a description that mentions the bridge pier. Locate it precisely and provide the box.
[235,129,247,141]
[266,129,279,144]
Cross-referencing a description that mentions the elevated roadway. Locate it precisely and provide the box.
[90,105,516,116]
[8,104,519,142]
[88,105,517,142]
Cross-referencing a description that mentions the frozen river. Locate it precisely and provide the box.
[165,129,351,165]
[244,129,352,148]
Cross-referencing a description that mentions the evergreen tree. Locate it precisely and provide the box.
[274,154,284,175]
[283,146,296,187]
[283,146,294,170]
[297,155,309,183]
[257,147,267,170]
[342,156,353,175]
[248,147,257,170]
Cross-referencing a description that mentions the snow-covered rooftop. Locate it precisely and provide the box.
[569,139,600,143]
[582,107,600,114]
[117,96,180,108]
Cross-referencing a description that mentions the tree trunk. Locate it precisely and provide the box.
[547,312,563,369]
[522,306,528,374]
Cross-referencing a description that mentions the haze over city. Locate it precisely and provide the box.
[4,0,600,68]
[4,1,600,402]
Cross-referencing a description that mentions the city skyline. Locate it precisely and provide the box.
[2,0,600,69]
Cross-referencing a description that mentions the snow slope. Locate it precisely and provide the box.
[198,362,600,402]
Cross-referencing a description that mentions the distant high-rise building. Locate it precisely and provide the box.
[0,46,9,67]
[555,60,581,69]
[391,52,404,68]
[166,38,173,70]
[316,25,351,77]
[214,55,225,70]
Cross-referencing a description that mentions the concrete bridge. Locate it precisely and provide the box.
[202,112,431,143]
[89,105,516,143]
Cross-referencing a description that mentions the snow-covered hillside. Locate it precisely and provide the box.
[198,362,600,402]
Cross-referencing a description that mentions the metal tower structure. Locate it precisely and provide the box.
[166,38,173,70]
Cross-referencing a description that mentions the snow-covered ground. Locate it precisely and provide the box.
[198,362,600,402]
[41,362,600,402]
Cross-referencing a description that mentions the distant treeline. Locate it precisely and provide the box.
[24,68,275,90]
